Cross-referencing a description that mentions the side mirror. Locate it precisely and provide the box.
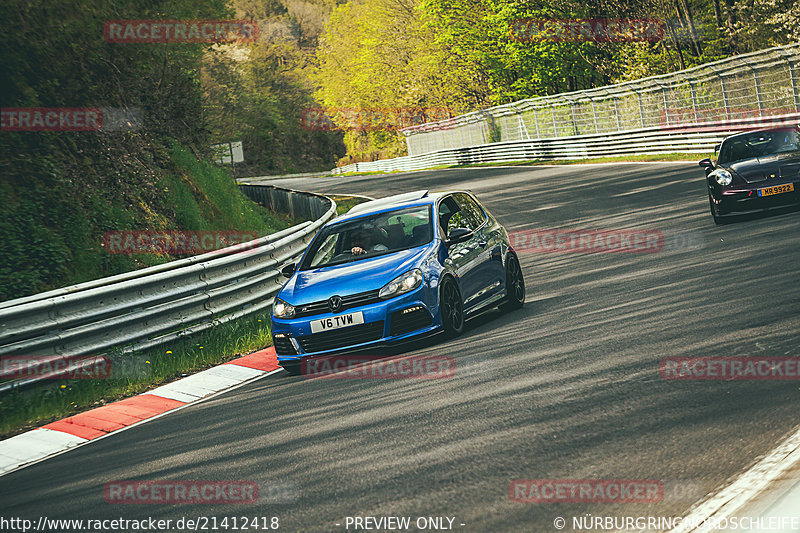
[698,158,714,169]
[280,263,296,278]
[446,227,472,246]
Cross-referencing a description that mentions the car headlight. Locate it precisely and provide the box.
[711,169,733,186]
[379,269,423,299]
[272,298,295,319]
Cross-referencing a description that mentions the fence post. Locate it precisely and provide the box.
[517,114,530,140]
[662,86,670,126]
[636,89,646,129]
[718,73,731,119]
[690,81,699,122]
[789,59,800,112]
[533,108,541,139]
[551,105,558,137]
[751,66,764,115]
[589,97,600,134]
[613,97,622,131]
[568,100,578,136]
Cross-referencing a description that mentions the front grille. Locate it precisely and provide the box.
[273,334,297,356]
[294,289,382,318]
[390,306,432,336]
[297,321,384,353]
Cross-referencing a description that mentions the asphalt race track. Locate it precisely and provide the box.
[3,163,800,532]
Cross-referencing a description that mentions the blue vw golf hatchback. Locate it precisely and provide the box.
[271,190,525,374]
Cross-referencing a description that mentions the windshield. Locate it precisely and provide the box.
[299,205,433,270]
[718,129,800,165]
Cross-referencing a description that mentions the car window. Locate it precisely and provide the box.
[454,193,487,229]
[718,130,800,165]
[308,233,339,268]
[300,205,433,270]
[439,195,474,235]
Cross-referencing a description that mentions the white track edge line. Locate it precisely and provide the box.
[668,423,800,533]
[0,366,284,478]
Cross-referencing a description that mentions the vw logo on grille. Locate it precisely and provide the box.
[328,295,343,312]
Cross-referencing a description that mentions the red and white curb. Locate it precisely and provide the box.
[0,347,281,477]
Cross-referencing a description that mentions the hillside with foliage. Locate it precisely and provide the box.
[314,0,800,160]
[0,0,341,301]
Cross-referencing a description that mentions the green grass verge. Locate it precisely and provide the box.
[0,312,273,439]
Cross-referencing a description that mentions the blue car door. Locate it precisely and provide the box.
[439,195,482,303]
[454,193,505,309]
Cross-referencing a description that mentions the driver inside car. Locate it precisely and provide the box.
[350,226,389,255]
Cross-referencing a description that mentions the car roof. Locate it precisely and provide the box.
[330,189,460,224]
[723,126,799,142]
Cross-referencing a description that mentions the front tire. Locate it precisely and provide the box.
[440,278,464,337]
[500,253,525,312]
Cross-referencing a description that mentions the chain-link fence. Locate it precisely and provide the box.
[401,44,800,156]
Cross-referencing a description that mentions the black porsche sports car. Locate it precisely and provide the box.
[700,126,800,224]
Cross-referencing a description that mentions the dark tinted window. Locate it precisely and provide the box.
[718,129,800,165]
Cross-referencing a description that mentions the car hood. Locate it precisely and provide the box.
[279,244,435,305]
[724,153,800,184]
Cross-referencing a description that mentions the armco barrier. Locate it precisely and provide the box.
[331,112,800,174]
[400,44,800,155]
[0,185,335,394]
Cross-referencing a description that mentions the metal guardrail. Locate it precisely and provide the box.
[0,185,335,394]
[331,112,800,174]
[398,44,800,156]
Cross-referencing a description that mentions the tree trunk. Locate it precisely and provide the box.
[723,0,737,52]
[666,21,687,70]
[711,0,724,30]
[679,0,703,56]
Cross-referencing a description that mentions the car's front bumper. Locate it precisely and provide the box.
[714,180,800,213]
[270,285,441,362]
